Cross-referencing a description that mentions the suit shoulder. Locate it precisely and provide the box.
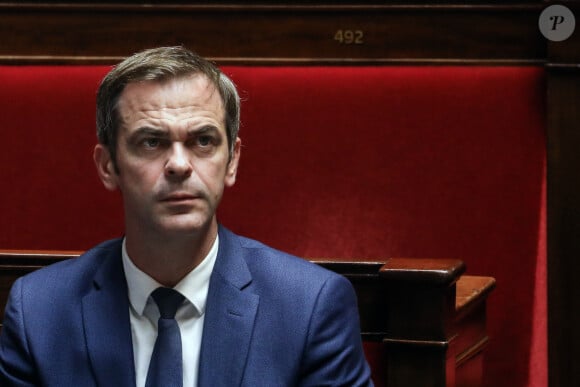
[16,238,122,292]
[233,232,343,286]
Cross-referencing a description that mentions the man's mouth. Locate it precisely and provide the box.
[160,192,200,203]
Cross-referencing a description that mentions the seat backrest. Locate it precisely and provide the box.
[0,65,545,386]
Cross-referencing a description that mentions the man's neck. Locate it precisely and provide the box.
[124,222,218,287]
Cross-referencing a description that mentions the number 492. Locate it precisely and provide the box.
[333,29,364,45]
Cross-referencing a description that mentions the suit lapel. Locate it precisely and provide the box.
[81,244,136,387]
[198,227,259,386]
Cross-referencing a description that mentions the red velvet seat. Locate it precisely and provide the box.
[0,65,546,386]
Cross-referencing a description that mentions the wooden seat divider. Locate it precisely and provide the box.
[318,258,496,386]
[0,251,494,387]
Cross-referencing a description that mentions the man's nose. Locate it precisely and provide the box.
[164,143,193,178]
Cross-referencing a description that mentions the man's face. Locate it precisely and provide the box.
[94,74,240,238]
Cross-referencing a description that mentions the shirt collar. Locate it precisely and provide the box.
[122,235,219,317]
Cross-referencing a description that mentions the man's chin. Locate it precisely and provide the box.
[156,214,215,236]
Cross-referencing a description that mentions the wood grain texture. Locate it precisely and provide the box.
[0,3,545,64]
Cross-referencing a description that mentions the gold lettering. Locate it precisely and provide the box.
[333,30,364,45]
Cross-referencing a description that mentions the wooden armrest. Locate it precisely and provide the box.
[0,249,81,268]
[456,275,496,316]
[380,258,465,285]
[454,275,496,387]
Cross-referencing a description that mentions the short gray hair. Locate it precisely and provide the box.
[96,46,240,170]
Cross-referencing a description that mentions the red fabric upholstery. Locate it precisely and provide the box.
[0,65,546,386]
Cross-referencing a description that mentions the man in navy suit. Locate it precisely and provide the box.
[0,47,372,386]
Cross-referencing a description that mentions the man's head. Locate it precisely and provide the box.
[96,46,240,171]
[93,47,241,240]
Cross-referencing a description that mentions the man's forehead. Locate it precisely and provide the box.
[121,74,220,101]
[117,74,225,117]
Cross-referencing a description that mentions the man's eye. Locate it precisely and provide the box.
[142,138,160,148]
[197,136,213,147]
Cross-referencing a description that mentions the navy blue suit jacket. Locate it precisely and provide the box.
[0,226,372,386]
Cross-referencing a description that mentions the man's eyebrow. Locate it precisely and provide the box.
[130,127,169,138]
[185,125,221,137]
[127,125,221,141]
[132,126,169,137]
[189,125,219,133]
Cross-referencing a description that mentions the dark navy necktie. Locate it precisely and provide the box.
[145,287,185,387]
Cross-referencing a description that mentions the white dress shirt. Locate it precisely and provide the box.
[121,236,218,387]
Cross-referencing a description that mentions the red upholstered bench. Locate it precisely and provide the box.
[0,65,545,386]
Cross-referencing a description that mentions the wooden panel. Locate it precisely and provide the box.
[546,2,580,386]
[547,67,580,387]
[455,276,495,387]
[0,3,545,64]
[546,1,580,65]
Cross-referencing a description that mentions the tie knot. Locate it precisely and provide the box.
[151,287,185,319]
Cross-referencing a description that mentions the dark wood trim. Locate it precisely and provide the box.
[455,336,489,366]
[546,1,580,386]
[0,3,545,65]
[380,258,465,285]
[547,65,580,387]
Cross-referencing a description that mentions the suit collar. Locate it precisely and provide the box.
[80,229,258,387]
[81,241,136,387]
[211,225,253,290]
[198,226,259,386]
[121,235,219,317]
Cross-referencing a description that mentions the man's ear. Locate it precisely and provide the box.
[225,137,241,188]
[93,144,119,191]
